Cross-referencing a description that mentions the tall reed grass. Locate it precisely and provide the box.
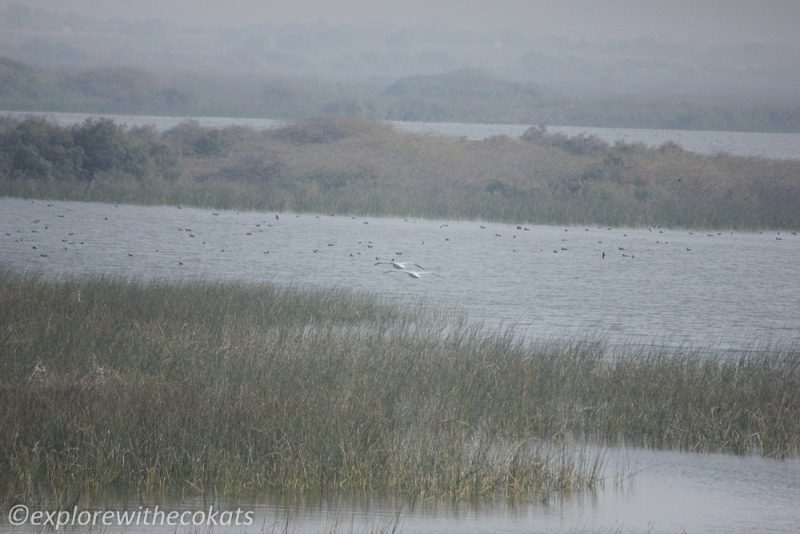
[1,271,797,507]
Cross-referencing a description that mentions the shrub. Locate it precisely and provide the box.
[273,117,366,144]
[0,117,181,182]
[549,133,609,155]
[70,118,141,178]
[162,120,232,157]
[0,117,83,180]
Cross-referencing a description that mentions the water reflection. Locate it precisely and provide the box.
[12,447,794,533]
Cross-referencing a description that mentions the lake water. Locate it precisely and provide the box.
[2,197,797,351]
[1,197,799,531]
[4,109,800,160]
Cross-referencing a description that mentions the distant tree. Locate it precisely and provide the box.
[0,117,181,182]
[521,125,547,142]
[0,57,48,104]
[70,119,135,178]
[0,117,83,179]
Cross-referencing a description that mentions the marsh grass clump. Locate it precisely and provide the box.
[0,272,798,506]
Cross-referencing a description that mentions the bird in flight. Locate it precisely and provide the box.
[375,259,426,271]
[384,269,441,279]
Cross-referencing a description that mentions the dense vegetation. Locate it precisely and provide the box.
[1,116,799,229]
[1,272,797,505]
[3,57,800,132]
[0,116,179,182]
[0,57,195,116]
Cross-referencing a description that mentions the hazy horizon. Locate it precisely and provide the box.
[4,0,800,48]
[3,0,800,128]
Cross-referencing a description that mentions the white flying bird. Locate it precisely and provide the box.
[384,269,441,279]
[375,259,426,270]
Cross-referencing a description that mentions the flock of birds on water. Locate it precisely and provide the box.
[1,199,797,285]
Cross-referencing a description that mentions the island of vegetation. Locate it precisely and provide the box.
[1,115,798,229]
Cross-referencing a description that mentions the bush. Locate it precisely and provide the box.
[0,117,83,180]
[521,125,547,142]
[548,133,609,155]
[70,118,140,178]
[162,120,232,157]
[0,117,181,182]
[273,117,362,144]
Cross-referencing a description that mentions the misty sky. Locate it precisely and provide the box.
[5,0,800,47]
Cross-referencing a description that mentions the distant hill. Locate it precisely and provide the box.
[0,58,194,114]
[0,56,52,106]
[2,57,800,133]
[383,69,548,122]
[61,66,194,113]
[385,69,544,100]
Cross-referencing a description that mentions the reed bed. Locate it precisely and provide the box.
[1,272,798,506]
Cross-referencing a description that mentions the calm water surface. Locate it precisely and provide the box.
[2,197,797,350]
[4,110,800,160]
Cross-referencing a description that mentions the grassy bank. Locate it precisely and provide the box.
[1,272,798,506]
[2,117,799,229]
